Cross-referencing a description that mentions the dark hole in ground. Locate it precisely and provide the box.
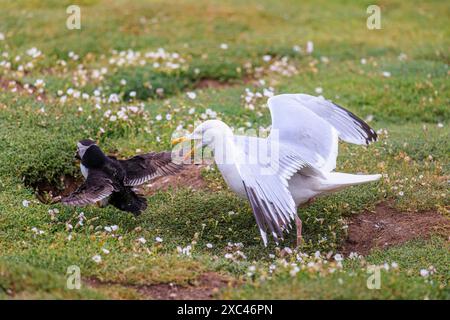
[28,174,83,204]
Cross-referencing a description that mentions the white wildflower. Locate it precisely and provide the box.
[186,91,197,100]
[420,269,429,277]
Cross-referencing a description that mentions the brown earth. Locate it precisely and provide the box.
[86,272,232,300]
[137,272,231,300]
[140,164,207,195]
[341,202,450,255]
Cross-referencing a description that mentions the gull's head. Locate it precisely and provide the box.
[190,120,233,146]
[76,139,96,160]
[172,120,233,160]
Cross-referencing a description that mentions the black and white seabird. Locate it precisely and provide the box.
[61,139,182,215]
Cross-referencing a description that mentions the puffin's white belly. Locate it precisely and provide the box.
[80,164,89,179]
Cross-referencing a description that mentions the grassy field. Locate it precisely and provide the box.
[0,0,448,299]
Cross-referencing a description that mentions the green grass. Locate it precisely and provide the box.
[0,0,448,299]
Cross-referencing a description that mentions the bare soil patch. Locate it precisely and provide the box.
[342,203,450,255]
[86,272,231,300]
[138,272,231,300]
[140,164,207,195]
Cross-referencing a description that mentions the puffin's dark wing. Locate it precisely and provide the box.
[120,151,182,186]
[62,170,115,206]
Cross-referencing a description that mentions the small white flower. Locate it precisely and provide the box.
[0,32,4,41]
[129,91,136,97]
[334,253,343,262]
[382,71,391,78]
[306,41,314,54]
[22,200,30,207]
[292,45,301,53]
[102,248,110,254]
[437,123,444,128]
[155,114,162,121]
[120,79,127,86]
[108,93,120,103]
[315,87,323,94]
[391,262,398,269]
[262,55,272,62]
[186,91,197,100]
[165,114,172,121]
[92,255,102,264]
[420,269,429,277]
[155,236,163,243]
[31,227,44,235]
[224,253,233,259]
[34,79,45,87]
[109,115,117,122]
[360,58,367,65]
[137,237,146,244]
[248,266,256,272]
[104,226,112,232]
[398,191,404,197]
[219,43,228,50]
[290,266,300,277]
[206,243,213,249]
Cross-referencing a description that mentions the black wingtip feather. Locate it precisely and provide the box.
[333,102,378,145]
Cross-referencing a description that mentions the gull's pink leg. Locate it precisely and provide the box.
[295,215,303,247]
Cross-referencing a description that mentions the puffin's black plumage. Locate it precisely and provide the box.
[62,139,182,215]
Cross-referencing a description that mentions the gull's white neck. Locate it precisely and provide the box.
[212,134,247,197]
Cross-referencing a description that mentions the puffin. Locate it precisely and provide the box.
[61,139,182,215]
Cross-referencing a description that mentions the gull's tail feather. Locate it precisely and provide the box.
[319,172,381,192]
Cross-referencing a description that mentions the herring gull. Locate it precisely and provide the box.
[173,94,380,246]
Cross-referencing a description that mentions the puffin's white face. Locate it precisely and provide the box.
[77,142,91,159]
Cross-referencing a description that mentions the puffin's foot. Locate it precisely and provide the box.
[295,215,303,247]
[51,196,62,204]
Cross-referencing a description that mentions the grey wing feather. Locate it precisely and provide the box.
[235,139,318,246]
[268,94,377,172]
[62,170,115,206]
[289,94,377,145]
[121,151,182,186]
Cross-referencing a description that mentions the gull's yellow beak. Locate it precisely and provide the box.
[171,136,189,146]
[171,136,195,161]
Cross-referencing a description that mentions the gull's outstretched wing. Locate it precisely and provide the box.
[268,94,377,172]
[120,151,182,186]
[62,170,115,206]
[233,137,323,246]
